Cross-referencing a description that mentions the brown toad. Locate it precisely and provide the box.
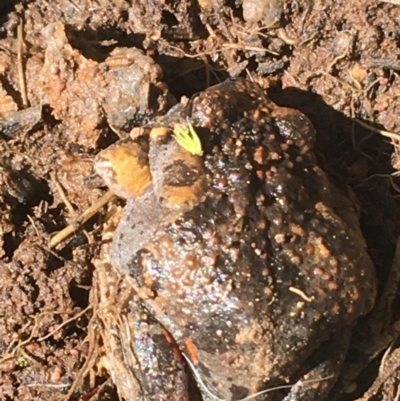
[95,78,376,400]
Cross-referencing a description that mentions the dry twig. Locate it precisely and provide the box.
[51,171,76,215]
[379,0,400,4]
[355,118,400,142]
[16,6,28,108]
[49,190,116,248]
[0,306,92,364]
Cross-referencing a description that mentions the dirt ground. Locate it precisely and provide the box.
[1,0,400,400]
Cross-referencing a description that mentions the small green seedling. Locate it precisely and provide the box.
[16,356,29,367]
[173,121,203,156]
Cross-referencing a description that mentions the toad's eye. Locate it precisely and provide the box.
[173,121,203,156]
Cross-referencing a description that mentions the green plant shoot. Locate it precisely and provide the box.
[173,121,203,156]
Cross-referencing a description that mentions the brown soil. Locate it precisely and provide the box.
[1,1,400,400]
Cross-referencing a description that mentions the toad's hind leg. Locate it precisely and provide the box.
[282,326,352,401]
[125,294,189,401]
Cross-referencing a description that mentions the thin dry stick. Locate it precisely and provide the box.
[168,42,278,60]
[379,339,396,375]
[222,42,279,55]
[0,320,42,364]
[355,118,400,142]
[66,0,81,11]
[379,0,400,4]
[167,44,222,59]
[37,306,92,342]
[25,383,71,389]
[49,190,116,248]
[0,307,91,363]
[60,295,100,401]
[26,214,41,237]
[17,10,29,108]
[277,28,299,46]
[395,384,400,401]
[326,31,353,73]
[51,172,76,215]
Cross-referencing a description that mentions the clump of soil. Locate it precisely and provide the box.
[1,1,400,400]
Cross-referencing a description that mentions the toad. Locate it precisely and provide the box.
[95,78,376,400]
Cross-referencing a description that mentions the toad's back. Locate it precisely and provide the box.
[111,79,376,400]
